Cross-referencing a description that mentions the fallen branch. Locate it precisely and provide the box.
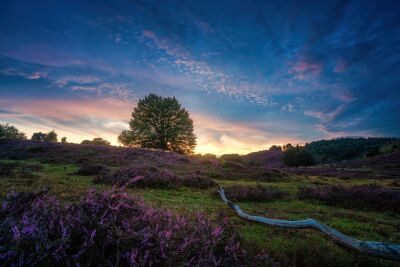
[217,184,400,262]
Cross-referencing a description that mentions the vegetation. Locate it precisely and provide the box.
[94,165,215,189]
[0,140,399,266]
[81,137,110,146]
[61,136,67,143]
[119,94,196,155]
[282,145,315,166]
[221,185,286,202]
[0,123,27,142]
[31,130,58,142]
[305,137,399,164]
[298,184,400,213]
[0,187,272,266]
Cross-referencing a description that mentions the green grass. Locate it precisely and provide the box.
[1,159,399,266]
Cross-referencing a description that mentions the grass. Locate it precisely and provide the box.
[0,159,399,266]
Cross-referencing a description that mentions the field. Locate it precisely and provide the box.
[1,141,399,266]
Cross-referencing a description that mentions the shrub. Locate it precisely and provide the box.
[0,188,273,266]
[298,184,400,213]
[94,166,215,189]
[219,154,242,162]
[222,185,286,202]
[0,162,19,177]
[76,164,110,176]
[26,146,44,153]
[181,174,216,189]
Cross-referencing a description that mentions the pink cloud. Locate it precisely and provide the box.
[290,59,323,81]
[333,59,348,73]
[0,98,133,145]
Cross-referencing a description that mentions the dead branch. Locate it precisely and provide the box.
[217,184,400,262]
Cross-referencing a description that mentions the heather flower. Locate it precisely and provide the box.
[0,187,273,266]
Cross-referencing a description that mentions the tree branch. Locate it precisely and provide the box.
[216,184,400,262]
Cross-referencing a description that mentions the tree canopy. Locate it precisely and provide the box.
[119,94,196,154]
[31,130,58,142]
[283,145,315,167]
[0,123,27,142]
[81,137,110,146]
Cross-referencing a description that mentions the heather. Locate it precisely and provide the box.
[76,164,110,176]
[298,184,400,213]
[221,185,286,202]
[1,141,400,266]
[94,166,215,189]
[0,186,272,266]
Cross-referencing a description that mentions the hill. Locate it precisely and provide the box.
[0,140,399,266]
[242,149,283,168]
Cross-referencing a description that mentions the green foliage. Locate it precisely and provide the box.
[46,130,58,142]
[283,145,315,167]
[305,137,398,164]
[0,123,27,141]
[119,94,196,154]
[31,130,58,142]
[117,129,131,146]
[61,137,67,143]
[219,154,242,162]
[269,145,282,151]
[81,137,110,146]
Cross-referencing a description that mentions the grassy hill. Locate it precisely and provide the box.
[0,140,399,266]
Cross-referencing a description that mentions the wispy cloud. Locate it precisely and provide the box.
[141,30,272,106]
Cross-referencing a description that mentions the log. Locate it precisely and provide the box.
[216,185,400,262]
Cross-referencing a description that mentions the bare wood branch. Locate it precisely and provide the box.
[216,184,400,262]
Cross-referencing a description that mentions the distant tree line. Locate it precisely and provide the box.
[281,137,400,166]
[0,122,111,146]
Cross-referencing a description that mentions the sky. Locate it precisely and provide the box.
[0,0,399,155]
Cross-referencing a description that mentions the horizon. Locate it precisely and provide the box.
[1,0,399,155]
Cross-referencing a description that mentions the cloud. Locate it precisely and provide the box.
[141,30,272,106]
[193,114,301,155]
[289,59,323,81]
[333,59,348,73]
[54,76,101,87]
[0,67,48,80]
[281,104,294,112]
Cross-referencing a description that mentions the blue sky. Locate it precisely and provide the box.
[0,0,399,154]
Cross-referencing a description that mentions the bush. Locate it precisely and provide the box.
[181,174,216,189]
[94,166,215,189]
[0,162,19,177]
[26,146,45,153]
[0,188,273,266]
[76,164,110,176]
[298,184,400,212]
[222,185,286,202]
[219,154,242,162]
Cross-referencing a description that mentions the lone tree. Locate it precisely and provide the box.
[119,94,196,154]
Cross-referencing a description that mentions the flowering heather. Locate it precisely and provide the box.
[76,164,110,176]
[0,187,273,266]
[94,166,215,189]
[222,185,286,202]
[298,184,400,213]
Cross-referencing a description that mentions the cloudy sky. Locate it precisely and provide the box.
[0,0,399,154]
